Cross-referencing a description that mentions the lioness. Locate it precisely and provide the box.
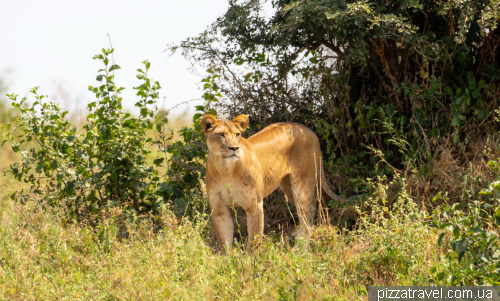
[201,114,348,251]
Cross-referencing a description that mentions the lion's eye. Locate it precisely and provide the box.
[236,133,241,137]
[218,133,225,137]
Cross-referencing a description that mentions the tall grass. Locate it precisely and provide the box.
[0,179,440,300]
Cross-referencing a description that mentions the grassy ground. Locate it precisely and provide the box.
[0,190,441,300]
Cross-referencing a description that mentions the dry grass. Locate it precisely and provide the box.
[0,190,439,300]
[406,135,500,209]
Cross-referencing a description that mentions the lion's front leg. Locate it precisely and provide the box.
[245,200,264,246]
[212,205,234,252]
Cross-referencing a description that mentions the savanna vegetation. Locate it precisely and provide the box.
[1,0,499,299]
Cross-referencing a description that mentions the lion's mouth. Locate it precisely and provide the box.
[222,154,238,159]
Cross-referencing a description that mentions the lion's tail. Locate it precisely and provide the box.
[319,160,349,203]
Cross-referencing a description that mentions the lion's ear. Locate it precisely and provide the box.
[232,114,249,133]
[201,115,218,134]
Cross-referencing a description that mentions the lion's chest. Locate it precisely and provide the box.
[208,173,262,209]
[206,150,266,209]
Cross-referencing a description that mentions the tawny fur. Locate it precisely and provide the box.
[201,114,347,251]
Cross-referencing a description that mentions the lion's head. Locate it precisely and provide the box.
[201,114,249,159]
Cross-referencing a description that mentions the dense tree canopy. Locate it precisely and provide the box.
[172,0,500,193]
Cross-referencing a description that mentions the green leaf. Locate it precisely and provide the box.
[50,160,58,170]
[153,158,164,165]
[468,77,477,89]
[443,86,453,95]
[435,272,446,281]
[453,238,471,255]
[109,64,121,72]
[152,82,161,90]
[494,206,500,218]
[65,181,75,196]
[477,109,486,120]
[193,113,203,122]
[471,88,480,99]
[487,160,499,167]
[437,232,445,246]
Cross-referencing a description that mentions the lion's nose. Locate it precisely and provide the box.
[228,146,239,151]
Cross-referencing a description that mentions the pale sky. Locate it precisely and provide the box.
[0,0,235,116]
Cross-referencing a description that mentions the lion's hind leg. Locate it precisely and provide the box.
[279,174,295,204]
[279,173,318,240]
[279,174,300,238]
[287,173,316,240]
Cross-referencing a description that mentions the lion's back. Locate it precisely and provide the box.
[248,122,319,153]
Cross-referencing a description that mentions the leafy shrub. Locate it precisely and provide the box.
[171,0,500,198]
[429,166,500,285]
[2,48,167,223]
[1,47,226,222]
[351,176,434,285]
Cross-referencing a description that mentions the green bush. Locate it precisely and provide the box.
[1,47,226,222]
[172,0,500,196]
[351,176,434,285]
[430,201,500,285]
[2,48,168,222]
[429,166,500,285]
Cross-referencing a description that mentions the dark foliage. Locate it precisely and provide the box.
[171,0,500,195]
